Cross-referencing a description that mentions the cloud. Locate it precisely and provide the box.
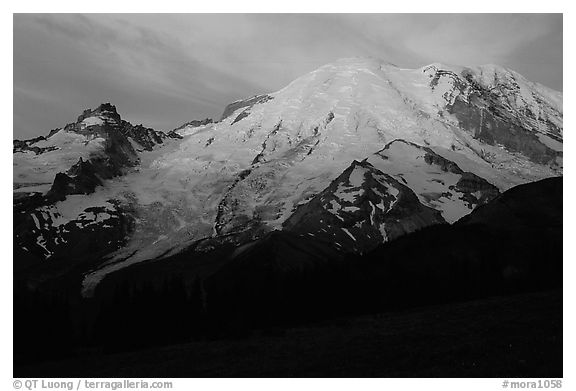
[397,14,560,66]
[14,14,268,136]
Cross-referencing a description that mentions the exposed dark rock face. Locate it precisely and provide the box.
[209,166,287,243]
[166,131,184,139]
[171,118,213,134]
[424,66,562,166]
[231,110,250,125]
[428,68,468,92]
[46,159,102,202]
[421,148,462,172]
[454,172,500,207]
[121,123,168,151]
[450,98,560,165]
[220,94,273,121]
[13,136,58,154]
[283,159,446,254]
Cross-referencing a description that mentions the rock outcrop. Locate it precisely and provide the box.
[283,160,446,253]
[220,94,273,121]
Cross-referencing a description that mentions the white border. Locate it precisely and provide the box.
[3,3,572,389]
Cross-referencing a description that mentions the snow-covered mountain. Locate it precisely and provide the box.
[13,57,562,295]
[283,159,446,254]
[14,104,178,266]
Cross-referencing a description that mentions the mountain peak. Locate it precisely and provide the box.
[283,157,445,253]
[95,102,118,113]
[76,103,121,124]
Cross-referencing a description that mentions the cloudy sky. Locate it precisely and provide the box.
[14,13,562,139]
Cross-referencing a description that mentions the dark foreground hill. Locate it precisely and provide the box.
[203,177,562,331]
[15,290,561,378]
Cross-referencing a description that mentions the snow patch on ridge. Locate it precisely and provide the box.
[80,116,105,128]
